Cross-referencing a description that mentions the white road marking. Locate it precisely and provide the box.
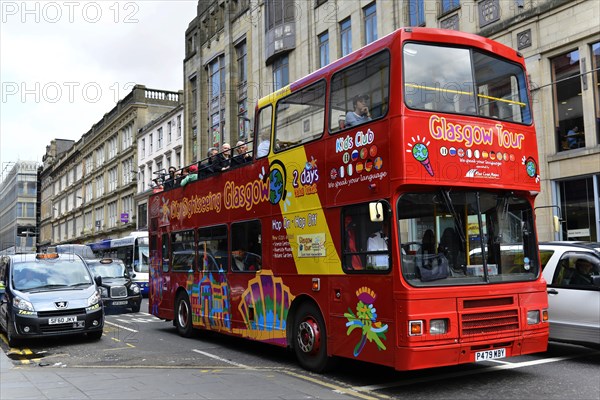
[352,352,600,391]
[192,349,252,369]
[104,320,138,333]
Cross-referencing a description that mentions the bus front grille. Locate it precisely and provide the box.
[461,309,519,336]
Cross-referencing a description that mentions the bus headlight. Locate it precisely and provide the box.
[429,319,448,335]
[87,290,101,306]
[14,296,34,311]
[131,284,140,294]
[527,310,540,324]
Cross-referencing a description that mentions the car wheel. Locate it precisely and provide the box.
[87,329,103,340]
[6,321,20,348]
[292,302,334,373]
[175,293,194,337]
[131,302,141,313]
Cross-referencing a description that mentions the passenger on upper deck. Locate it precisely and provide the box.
[233,141,252,165]
[345,94,371,127]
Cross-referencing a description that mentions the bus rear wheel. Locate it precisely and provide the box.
[175,293,194,337]
[293,302,332,373]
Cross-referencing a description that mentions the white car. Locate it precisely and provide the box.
[539,241,600,348]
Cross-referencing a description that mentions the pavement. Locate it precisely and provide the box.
[0,349,361,400]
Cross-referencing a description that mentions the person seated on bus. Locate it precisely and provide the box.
[256,132,270,158]
[232,141,252,166]
[367,220,389,269]
[345,94,372,127]
[218,143,232,171]
[163,166,178,190]
[180,164,198,187]
[438,227,462,271]
[231,248,261,272]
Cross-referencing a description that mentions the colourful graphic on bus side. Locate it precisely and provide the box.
[344,287,389,356]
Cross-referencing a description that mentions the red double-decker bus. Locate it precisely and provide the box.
[148,27,548,372]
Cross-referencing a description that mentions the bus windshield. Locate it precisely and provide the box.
[403,42,532,124]
[135,237,149,274]
[398,190,538,286]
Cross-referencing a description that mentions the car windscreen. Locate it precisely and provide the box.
[12,259,93,291]
[89,262,126,279]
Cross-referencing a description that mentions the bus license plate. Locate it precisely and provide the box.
[475,348,506,362]
[48,316,77,325]
[112,300,128,306]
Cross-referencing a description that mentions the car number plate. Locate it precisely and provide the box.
[112,300,128,306]
[475,348,506,362]
[48,316,77,325]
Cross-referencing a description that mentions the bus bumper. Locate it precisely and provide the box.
[395,332,548,371]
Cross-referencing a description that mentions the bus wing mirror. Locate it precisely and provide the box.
[369,202,384,222]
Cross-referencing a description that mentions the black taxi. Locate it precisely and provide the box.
[0,253,104,347]
[85,258,142,313]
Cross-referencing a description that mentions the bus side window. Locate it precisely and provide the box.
[256,106,273,158]
[161,233,169,272]
[231,220,262,272]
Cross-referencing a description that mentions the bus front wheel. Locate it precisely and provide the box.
[293,302,332,373]
[175,293,194,337]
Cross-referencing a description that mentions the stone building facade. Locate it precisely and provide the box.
[38,85,182,250]
[183,0,599,241]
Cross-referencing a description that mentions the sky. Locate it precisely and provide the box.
[0,0,198,182]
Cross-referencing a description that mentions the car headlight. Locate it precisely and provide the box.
[87,290,101,306]
[131,284,140,294]
[99,287,108,297]
[14,296,34,311]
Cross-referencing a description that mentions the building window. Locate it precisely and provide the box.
[442,0,460,13]
[122,124,133,149]
[96,146,104,166]
[108,135,118,159]
[318,31,329,68]
[272,55,289,91]
[140,138,145,158]
[409,0,425,26]
[108,167,118,192]
[557,176,599,241]
[122,158,133,185]
[149,133,153,154]
[108,201,117,228]
[340,17,352,57]
[95,175,104,198]
[177,115,182,138]
[157,128,163,149]
[86,182,93,201]
[138,203,147,230]
[592,42,600,141]
[167,121,172,144]
[363,3,377,45]
[236,40,247,85]
[94,206,104,231]
[266,0,294,30]
[551,50,584,152]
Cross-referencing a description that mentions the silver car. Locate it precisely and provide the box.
[0,253,104,347]
[540,241,600,347]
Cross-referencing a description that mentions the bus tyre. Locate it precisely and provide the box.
[175,293,194,337]
[293,302,332,373]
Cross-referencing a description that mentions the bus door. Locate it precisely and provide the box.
[329,202,395,367]
[155,233,174,317]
